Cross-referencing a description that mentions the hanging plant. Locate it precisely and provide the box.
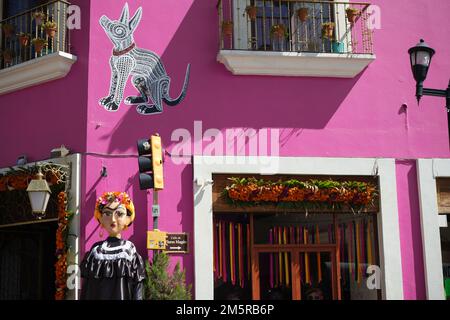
[245,5,258,21]
[43,20,58,38]
[223,177,378,211]
[222,20,233,36]
[346,7,360,24]
[32,37,47,54]
[270,24,287,39]
[32,12,46,26]
[297,8,309,22]
[321,22,335,40]
[2,23,15,38]
[2,48,14,65]
[18,32,31,47]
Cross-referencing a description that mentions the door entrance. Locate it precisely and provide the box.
[0,221,57,299]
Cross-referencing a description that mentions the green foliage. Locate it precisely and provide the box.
[145,251,192,300]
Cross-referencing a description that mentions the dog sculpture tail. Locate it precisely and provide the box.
[163,64,191,106]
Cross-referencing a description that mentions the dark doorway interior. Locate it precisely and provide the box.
[0,221,57,300]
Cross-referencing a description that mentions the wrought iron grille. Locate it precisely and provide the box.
[0,0,71,70]
[218,0,373,54]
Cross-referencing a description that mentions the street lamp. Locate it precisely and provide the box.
[408,39,450,135]
[26,167,51,219]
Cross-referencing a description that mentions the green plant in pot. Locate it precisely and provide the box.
[32,37,47,54]
[321,22,335,40]
[270,24,287,39]
[43,20,58,38]
[346,7,360,24]
[32,12,46,25]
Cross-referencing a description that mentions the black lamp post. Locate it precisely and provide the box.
[409,39,450,137]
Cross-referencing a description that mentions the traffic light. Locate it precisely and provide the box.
[137,135,164,190]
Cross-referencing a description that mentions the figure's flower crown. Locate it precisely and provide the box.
[94,191,135,223]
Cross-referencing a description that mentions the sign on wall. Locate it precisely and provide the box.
[99,3,190,116]
[165,233,189,253]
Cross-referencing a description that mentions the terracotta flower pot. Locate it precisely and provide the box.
[19,36,30,47]
[222,21,233,36]
[34,43,45,54]
[271,25,286,39]
[45,28,57,38]
[322,23,335,39]
[297,8,308,22]
[0,177,8,192]
[246,6,257,21]
[2,24,14,38]
[8,175,30,190]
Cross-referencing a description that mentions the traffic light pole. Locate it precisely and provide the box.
[153,190,159,230]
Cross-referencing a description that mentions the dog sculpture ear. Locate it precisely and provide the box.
[129,7,143,32]
[120,3,130,24]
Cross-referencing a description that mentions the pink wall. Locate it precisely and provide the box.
[0,0,90,168]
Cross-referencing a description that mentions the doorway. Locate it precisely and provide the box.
[0,221,57,299]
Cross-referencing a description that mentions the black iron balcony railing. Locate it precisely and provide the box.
[218,0,373,55]
[0,0,71,70]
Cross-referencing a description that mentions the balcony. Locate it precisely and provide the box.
[217,0,376,78]
[0,0,77,95]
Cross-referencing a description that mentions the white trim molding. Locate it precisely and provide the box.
[417,159,447,300]
[193,156,403,300]
[0,51,77,96]
[217,50,375,78]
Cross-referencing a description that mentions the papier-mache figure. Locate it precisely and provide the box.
[80,192,146,300]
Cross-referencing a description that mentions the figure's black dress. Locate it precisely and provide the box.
[80,237,146,300]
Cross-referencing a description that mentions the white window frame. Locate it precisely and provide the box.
[416,159,448,300]
[193,156,404,300]
[0,154,82,300]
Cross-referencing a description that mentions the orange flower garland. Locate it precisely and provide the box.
[224,178,378,210]
[55,191,72,300]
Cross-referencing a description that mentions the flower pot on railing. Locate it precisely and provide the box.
[32,12,46,26]
[2,24,15,38]
[32,38,47,54]
[321,22,335,40]
[18,33,31,47]
[2,49,14,64]
[346,7,360,24]
[7,175,30,190]
[270,24,286,39]
[43,21,58,38]
[245,5,257,21]
[222,21,233,37]
[332,41,345,53]
[297,8,308,22]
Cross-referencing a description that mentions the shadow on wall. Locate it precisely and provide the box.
[100,0,364,155]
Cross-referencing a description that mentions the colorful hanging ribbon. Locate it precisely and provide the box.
[238,223,244,288]
[367,218,373,266]
[283,227,289,287]
[247,223,251,279]
[355,221,362,284]
[269,228,274,288]
[222,221,227,283]
[316,225,322,283]
[304,226,311,285]
[214,222,219,279]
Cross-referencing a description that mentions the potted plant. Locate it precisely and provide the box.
[297,7,308,22]
[43,20,57,38]
[32,12,46,25]
[32,37,47,54]
[270,24,286,39]
[222,20,233,36]
[245,5,257,21]
[332,41,345,53]
[2,23,15,38]
[18,32,31,47]
[321,22,335,40]
[2,48,14,64]
[346,7,360,24]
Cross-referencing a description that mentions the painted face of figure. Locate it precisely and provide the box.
[100,201,132,238]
